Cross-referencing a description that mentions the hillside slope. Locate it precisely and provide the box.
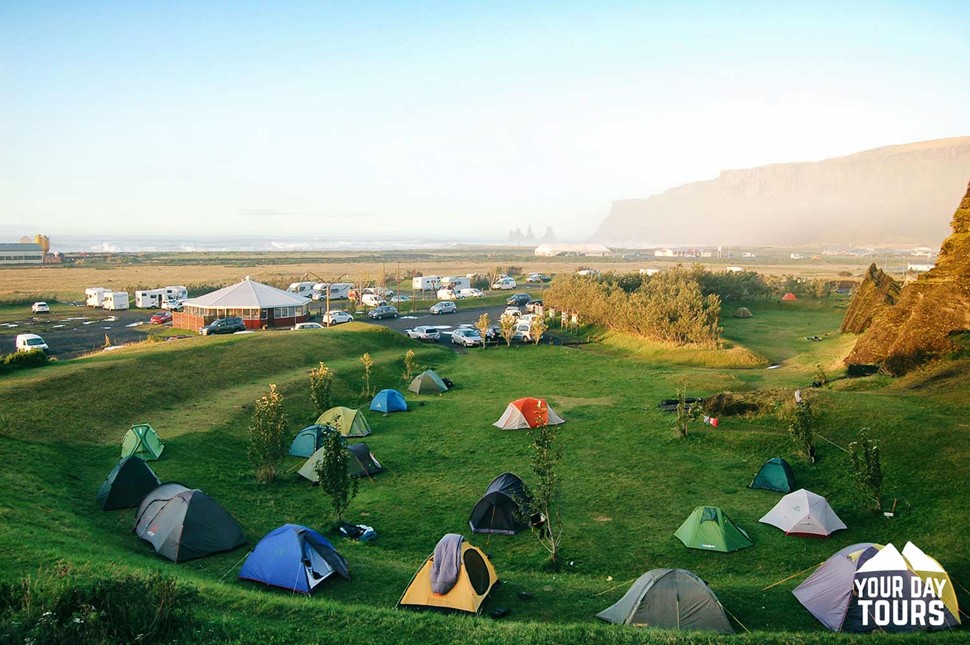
[592,137,970,246]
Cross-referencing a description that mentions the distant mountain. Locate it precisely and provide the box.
[592,137,970,246]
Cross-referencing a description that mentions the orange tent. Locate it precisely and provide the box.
[781,292,797,301]
[493,397,565,429]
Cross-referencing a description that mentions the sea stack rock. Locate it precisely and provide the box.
[840,264,901,334]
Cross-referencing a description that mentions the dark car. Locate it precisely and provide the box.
[150,310,173,325]
[484,325,502,342]
[367,305,399,320]
[506,293,532,306]
[200,317,246,336]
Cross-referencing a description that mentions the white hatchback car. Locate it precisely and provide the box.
[31,301,50,313]
[406,326,441,342]
[293,322,324,330]
[323,310,354,326]
[451,328,483,347]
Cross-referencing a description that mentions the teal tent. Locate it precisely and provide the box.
[289,424,334,458]
[749,457,795,493]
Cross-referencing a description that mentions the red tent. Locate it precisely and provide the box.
[781,292,797,301]
[493,398,565,429]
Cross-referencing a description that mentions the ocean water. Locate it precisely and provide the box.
[51,236,503,253]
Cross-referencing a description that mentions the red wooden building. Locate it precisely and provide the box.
[173,278,311,331]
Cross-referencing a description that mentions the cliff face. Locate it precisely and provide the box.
[840,264,901,334]
[846,179,970,374]
[592,137,970,246]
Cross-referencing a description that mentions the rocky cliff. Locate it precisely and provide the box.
[592,137,970,246]
[840,264,901,334]
[845,179,970,374]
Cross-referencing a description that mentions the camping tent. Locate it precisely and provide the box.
[289,424,334,458]
[793,542,960,632]
[134,483,246,562]
[370,389,408,414]
[408,369,448,395]
[759,489,846,537]
[749,457,796,493]
[96,456,161,511]
[469,472,531,535]
[733,307,752,318]
[316,407,371,437]
[239,524,349,594]
[493,398,565,429]
[298,443,383,482]
[782,292,798,301]
[596,568,734,633]
[121,423,164,461]
[674,506,752,552]
[398,534,499,614]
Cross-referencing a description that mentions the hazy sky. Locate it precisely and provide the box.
[2,1,968,241]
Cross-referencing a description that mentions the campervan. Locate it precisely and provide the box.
[164,285,188,301]
[287,282,316,297]
[85,287,108,307]
[312,282,353,301]
[457,288,484,298]
[491,277,516,290]
[441,276,470,290]
[412,276,441,291]
[102,291,130,310]
[134,289,167,308]
[436,288,457,300]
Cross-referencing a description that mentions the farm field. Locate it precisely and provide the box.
[0,301,968,643]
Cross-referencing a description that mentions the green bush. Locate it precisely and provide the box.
[1,349,49,373]
[0,562,196,643]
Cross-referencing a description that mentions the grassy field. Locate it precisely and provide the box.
[1,301,967,643]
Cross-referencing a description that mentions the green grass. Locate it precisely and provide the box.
[1,303,968,643]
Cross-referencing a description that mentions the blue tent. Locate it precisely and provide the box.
[239,524,349,594]
[370,389,408,414]
[288,424,333,458]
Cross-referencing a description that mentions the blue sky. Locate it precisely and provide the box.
[2,1,968,240]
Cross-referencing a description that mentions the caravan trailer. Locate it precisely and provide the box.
[287,282,316,297]
[312,282,353,301]
[412,275,441,291]
[441,276,471,290]
[134,289,167,308]
[85,287,108,307]
[103,291,130,310]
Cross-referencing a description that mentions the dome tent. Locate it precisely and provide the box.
[398,534,499,615]
[121,423,164,461]
[493,397,565,429]
[749,457,796,493]
[315,407,371,437]
[468,472,531,535]
[239,524,349,594]
[298,442,383,482]
[408,369,448,395]
[760,489,846,537]
[370,389,408,414]
[674,506,752,553]
[96,456,161,511]
[733,307,752,318]
[288,424,335,458]
[596,568,734,633]
[782,292,798,301]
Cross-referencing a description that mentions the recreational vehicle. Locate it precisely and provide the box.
[287,282,316,297]
[134,289,167,308]
[441,276,471,290]
[102,291,130,310]
[412,276,441,291]
[85,287,108,307]
[164,285,188,301]
[312,282,353,301]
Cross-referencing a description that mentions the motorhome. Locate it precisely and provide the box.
[85,287,108,307]
[134,289,167,308]
[164,285,188,301]
[287,282,316,297]
[441,276,470,290]
[312,282,353,301]
[412,275,441,291]
[102,291,130,310]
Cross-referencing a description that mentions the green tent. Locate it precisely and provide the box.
[96,456,161,511]
[289,424,335,458]
[596,568,734,633]
[315,407,371,437]
[674,506,752,553]
[121,424,164,461]
[733,307,752,318]
[749,457,795,493]
[298,442,382,482]
[408,369,448,395]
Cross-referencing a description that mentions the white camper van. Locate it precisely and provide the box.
[312,282,353,301]
[412,276,441,291]
[441,276,471,290]
[164,285,188,301]
[134,289,167,308]
[287,282,316,297]
[85,287,108,307]
[102,291,130,310]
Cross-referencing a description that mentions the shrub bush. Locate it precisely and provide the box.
[0,349,49,374]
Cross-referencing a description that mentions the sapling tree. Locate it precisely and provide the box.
[403,349,418,384]
[309,362,334,414]
[499,313,517,347]
[522,412,564,567]
[314,426,359,524]
[788,398,817,463]
[848,428,883,511]
[530,314,548,346]
[248,384,289,483]
[673,380,700,438]
[360,352,374,399]
[474,312,491,349]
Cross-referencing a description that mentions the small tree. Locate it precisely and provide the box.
[530,314,548,346]
[673,380,700,438]
[403,349,418,384]
[848,428,883,511]
[314,428,359,524]
[499,313,517,347]
[474,312,491,349]
[360,352,374,399]
[788,399,817,463]
[524,415,564,567]
[812,363,827,387]
[248,384,289,483]
[309,362,335,414]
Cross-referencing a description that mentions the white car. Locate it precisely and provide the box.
[457,288,484,298]
[436,288,458,300]
[361,293,387,307]
[31,301,50,314]
[511,321,536,343]
[15,333,49,352]
[491,277,516,290]
[389,295,411,303]
[406,326,441,342]
[430,301,458,315]
[451,328,483,347]
[293,322,324,330]
[161,299,184,311]
[323,310,354,326]
[503,306,522,319]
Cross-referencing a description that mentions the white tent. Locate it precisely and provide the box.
[759,489,846,537]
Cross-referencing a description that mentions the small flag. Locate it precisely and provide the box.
[703,416,719,427]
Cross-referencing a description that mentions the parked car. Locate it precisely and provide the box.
[525,299,544,313]
[457,288,484,298]
[361,293,387,307]
[518,313,538,324]
[31,301,50,314]
[491,277,516,290]
[367,305,399,320]
[506,293,531,306]
[161,299,184,311]
[15,333,48,352]
[389,294,411,303]
[199,317,246,336]
[451,328,483,347]
[502,306,522,319]
[429,301,458,315]
[526,273,550,283]
[150,311,173,325]
[484,325,501,342]
[406,326,440,342]
[323,310,354,326]
[436,288,458,301]
[293,322,324,330]
[511,320,536,343]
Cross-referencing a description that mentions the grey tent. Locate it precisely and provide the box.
[733,307,752,318]
[298,443,383,482]
[469,472,531,535]
[96,456,161,511]
[596,569,734,633]
[408,369,448,395]
[134,483,246,562]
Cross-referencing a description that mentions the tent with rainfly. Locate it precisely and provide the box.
[782,292,798,301]
[408,369,448,395]
[596,568,734,634]
[674,506,752,553]
[398,534,499,614]
[370,389,408,414]
[749,457,796,493]
[315,407,371,437]
[793,542,960,632]
[733,307,752,318]
[759,489,846,537]
[298,443,383,482]
[493,397,565,429]
[134,483,246,563]
[289,424,335,458]
[96,456,161,510]
[121,423,164,461]
[469,472,531,535]
[239,524,349,594]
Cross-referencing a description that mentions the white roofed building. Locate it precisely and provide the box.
[534,243,611,257]
[172,277,311,331]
